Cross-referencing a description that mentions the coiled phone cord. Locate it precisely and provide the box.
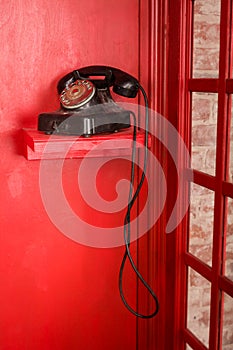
[119,84,159,319]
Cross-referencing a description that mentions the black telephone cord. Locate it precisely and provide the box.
[119,85,159,319]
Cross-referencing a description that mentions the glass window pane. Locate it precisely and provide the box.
[189,183,214,266]
[222,293,233,349]
[192,0,221,78]
[191,93,218,176]
[187,268,211,347]
[225,198,233,281]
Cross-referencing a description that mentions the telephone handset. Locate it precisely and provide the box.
[38,66,139,136]
[57,65,139,100]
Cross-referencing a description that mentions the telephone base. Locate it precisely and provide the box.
[38,104,131,137]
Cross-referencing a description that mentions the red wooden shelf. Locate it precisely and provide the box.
[22,128,150,160]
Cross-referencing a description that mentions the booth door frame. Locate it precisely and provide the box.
[138,1,233,349]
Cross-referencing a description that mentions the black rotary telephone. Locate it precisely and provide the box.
[38,66,139,136]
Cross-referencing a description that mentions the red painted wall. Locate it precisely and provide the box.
[0,1,140,349]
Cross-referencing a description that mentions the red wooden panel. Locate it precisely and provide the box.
[137,1,168,350]
[159,0,194,349]
[0,1,140,350]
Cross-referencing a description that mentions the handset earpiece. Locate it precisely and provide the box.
[110,67,139,98]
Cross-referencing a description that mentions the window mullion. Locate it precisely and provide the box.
[209,1,232,349]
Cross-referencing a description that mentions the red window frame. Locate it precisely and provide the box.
[172,1,233,349]
[138,1,233,349]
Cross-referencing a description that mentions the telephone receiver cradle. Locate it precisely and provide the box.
[38,66,139,136]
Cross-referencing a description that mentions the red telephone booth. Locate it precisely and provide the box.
[0,1,232,350]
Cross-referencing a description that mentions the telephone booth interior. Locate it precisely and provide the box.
[0,1,233,350]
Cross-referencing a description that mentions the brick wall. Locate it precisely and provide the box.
[188,0,233,348]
